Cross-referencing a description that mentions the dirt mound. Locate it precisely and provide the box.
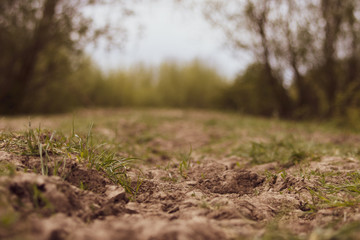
[2,150,112,194]
[1,173,129,221]
[64,165,111,194]
[198,169,265,195]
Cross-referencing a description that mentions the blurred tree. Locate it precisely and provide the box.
[184,0,360,119]
[157,62,185,107]
[83,59,226,109]
[222,63,278,116]
[0,0,131,114]
[199,0,294,117]
[244,1,294,117]
[157,60,226,108]
[182,59,227,108]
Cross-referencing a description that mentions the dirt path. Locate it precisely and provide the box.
[1,109,360,239]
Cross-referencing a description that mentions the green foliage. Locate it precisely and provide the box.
[222,63,279,116]
[178,146,192,178]
[200,0,360,121]
[0,0,87,113]
[233,135,317,167]
[91,64,158,107]
[76,59,227,110]
[157,60,226,108]
[0,0,127,114]
[11,58,228,113]
[20,124,137,194]
[306,171,360,211]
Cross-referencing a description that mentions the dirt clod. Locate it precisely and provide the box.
[199,169,265,195]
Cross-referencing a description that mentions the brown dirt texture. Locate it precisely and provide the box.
[0,109,360,240]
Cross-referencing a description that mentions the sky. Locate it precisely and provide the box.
[86,1,251,79]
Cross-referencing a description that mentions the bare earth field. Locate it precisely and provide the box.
[0,108,360,240]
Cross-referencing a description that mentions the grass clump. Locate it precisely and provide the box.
[178,146,192,178]
[232,135,320,167]
[2,123,139,195]
[305,171,360,211]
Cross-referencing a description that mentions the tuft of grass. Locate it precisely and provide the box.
[3,123,140,195]
[305,171,360,211]
[232,135,320,167]
[178,146,192,178]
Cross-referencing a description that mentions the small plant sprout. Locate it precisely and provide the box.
[178,145,192,178]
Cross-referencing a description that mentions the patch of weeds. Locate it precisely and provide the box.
[232,135,319,167]
[265,170,278,184]
[63,124,140,194]
[93,151,137,194]
[0,162,16,177]
[178,146,192,179]
[0,132,20,153]
[130,175,144,200]
[306,171,360,211]
[280,170,287,180]
[22,125,66,176]
[5,122,140,195]
[52,157,67,178]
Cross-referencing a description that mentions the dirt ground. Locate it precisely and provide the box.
[0,109,360,240]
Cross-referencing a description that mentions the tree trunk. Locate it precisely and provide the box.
[0,0,59,114]
[258,17,293,117]
[338,22,360,114]
[321,0,343,117]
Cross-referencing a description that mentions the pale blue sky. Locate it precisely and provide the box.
[86,1,251,79]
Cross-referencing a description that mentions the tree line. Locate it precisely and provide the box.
[1,0,360,122]
[0,0,129,114]
[199,0,360,119]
